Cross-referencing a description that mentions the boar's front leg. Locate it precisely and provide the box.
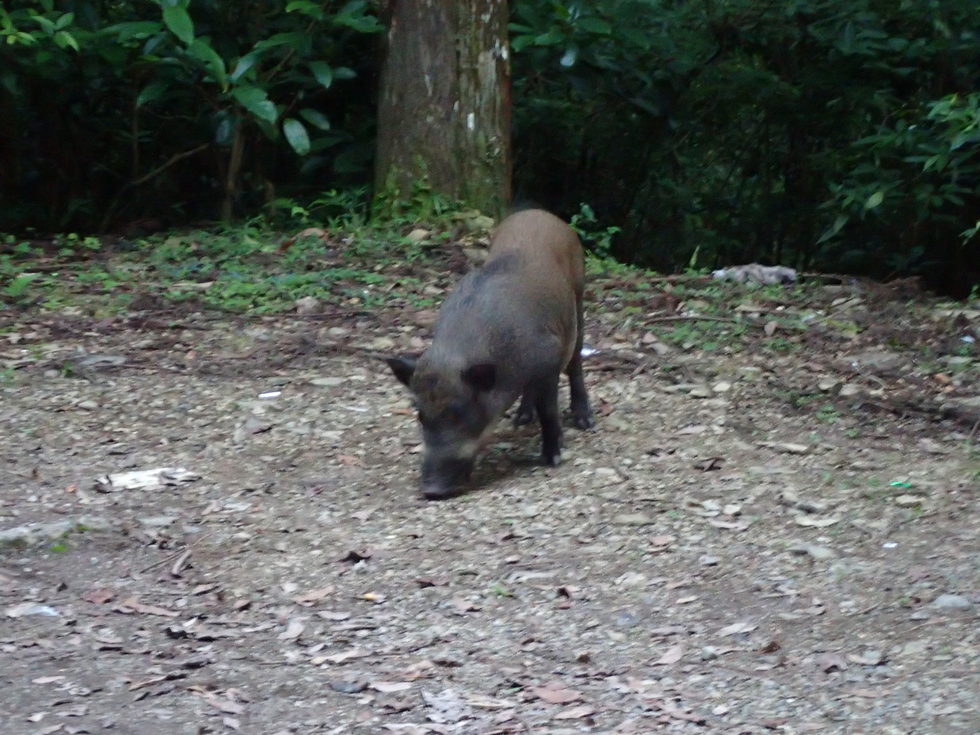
[531,373,563,466]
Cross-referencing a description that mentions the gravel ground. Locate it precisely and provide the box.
[1,282,978,735]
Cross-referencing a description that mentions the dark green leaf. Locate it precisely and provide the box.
[231,52,260,82]
[137,80,170,107]
[576,17,611,35]
[864,191,884,210]
[162,5,193,44]
[254,31,306,51]
[283,118,311,155]
[188,38,227,87]
[53,31,79,52]
[232,85,279,124]
[534,29,564,46]
[309,61,333,89]
[33,15,56,34]
[299,108,331,130]
[105,21,163,41]
[286,1,325,20]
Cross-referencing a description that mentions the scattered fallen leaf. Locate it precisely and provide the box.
[717,621,757,637]
[370,681,413,694]
[118,597,179,617]
[421,688,470,724]
[816,652,848,673]
[316,610,351,621]
[451,597,480,614]
[794,515,840,528]
[654,644,685,665]
[292,586,335,605]
[278,618,305,641]
[80,587,114,605]
[848,650,887,666]
[313,648,367,665]
[759,640,782,654]
[554,704,596,720]
[530,682,582,704]
[693,457,724,471]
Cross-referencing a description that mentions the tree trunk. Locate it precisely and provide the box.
[375,0,511,218]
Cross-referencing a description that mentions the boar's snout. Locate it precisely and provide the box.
[420,455,474,500]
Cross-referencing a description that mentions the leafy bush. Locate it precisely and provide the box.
[510,0,980,293]
[0,0,381,232]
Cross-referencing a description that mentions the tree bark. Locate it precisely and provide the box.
[375,0,511,218]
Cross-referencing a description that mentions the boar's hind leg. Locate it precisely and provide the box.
[513,391,536,427]
[531,373,563,466]
[567,304,595,429]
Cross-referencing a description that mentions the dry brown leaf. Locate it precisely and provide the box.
[553,704,595,720]
[530,682,582,704]
[816,652,848,673]
[292,586,335,605]
[80,587,114,605]
[315,648,367,664]
[451,597,480,614]
[118,597,179,617]
[655,644,685,665]
[717,621,757,637]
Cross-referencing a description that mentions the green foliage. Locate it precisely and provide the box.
[3,0,979,296]
[822,91,980,280]
[511,0,980,294]
[0,0,381,232]
[569,203,620,258]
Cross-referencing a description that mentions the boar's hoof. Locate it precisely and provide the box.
[542,451,562,467]
[571,411,596,430]
[421,484,457,500]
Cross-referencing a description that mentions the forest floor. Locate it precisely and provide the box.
[1,227,978,734]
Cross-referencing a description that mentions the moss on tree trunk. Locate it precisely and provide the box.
[375,0,511,219]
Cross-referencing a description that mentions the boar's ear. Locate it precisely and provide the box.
[385,356,417,387]
[461,363,496,392]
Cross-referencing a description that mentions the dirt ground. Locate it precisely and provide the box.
[1,273,978,735]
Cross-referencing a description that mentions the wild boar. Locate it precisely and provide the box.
[386,209,594,499]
